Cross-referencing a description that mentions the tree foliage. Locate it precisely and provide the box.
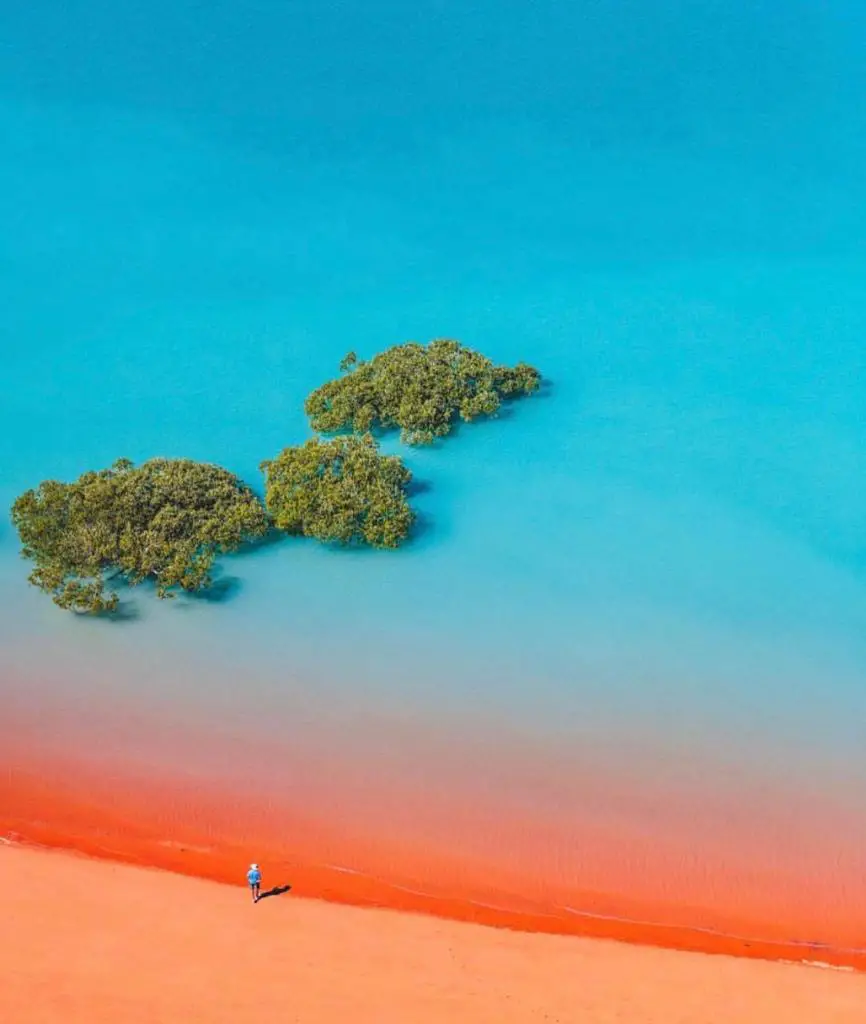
[304,339,541,445]
[10,458,269,613]
[262,434,414,549]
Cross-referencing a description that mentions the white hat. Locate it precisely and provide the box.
[251,863,258,869]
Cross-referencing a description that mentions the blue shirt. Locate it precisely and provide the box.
[247,867,261,886]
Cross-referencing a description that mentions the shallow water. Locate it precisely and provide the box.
[2,1,866,950]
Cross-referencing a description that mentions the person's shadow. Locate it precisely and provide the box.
[257,884,292,901]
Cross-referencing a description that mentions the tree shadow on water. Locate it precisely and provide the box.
[180,573,243,606]
[102,601,140,622]
[406,477,432,498]
[409,509,435,544]
[243,527,286,555]
[73,599,140,624]
[175,531,289,608]
[489,378,555,421]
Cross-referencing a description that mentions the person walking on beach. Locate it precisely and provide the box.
[247,862,262,903]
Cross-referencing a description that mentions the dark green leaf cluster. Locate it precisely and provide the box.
[10,458,269,613]
[304,339,541,445]
[262,434,414,549]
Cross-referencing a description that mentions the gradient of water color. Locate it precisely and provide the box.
[2,1,866,956]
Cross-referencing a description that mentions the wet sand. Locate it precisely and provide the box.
[2,844,864,1023]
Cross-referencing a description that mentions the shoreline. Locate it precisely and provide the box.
[3,842,866,1024]
[4,736,864,972]
[5,823,864,972]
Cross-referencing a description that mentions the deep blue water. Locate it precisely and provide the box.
[2,2,866,797]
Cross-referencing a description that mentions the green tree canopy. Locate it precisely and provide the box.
[10,458,269,613]
[262,434,414,549]
[304,338,541,445]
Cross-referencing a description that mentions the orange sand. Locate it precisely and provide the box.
[2,844,864,1023]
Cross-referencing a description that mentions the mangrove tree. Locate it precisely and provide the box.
[262,434,414,548]
[304,338,541,445]
[10,457,269,613]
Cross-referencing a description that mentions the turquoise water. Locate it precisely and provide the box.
[2,1,866,935]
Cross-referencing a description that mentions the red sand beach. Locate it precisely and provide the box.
[2,843,865,1024]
